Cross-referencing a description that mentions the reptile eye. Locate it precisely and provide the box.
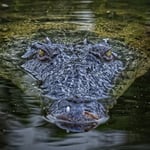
[38,49,46,57]
[103,49,114,61]
[37,49,49,60]
[105,50,112,57]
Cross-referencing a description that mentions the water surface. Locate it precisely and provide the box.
[0,0,150,150]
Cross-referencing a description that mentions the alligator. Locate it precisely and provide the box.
[20,32,149,132]
[0,31,149,132]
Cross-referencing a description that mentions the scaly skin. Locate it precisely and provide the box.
[21,37,125,132]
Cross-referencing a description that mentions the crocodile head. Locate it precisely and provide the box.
[21,37,125,132]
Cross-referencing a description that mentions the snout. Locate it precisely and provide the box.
[44,100,109,132]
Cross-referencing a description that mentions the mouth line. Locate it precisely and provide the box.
[44,114,109,125]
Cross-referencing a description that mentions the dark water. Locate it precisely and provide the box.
[0,0,150,150]
[0,72,150,150]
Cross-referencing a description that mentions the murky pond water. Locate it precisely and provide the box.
[0,0,150,150]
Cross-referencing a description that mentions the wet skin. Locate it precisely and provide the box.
[21,37,124,132]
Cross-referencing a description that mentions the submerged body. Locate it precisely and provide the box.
[21,37,138,132]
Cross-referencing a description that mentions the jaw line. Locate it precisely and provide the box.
[43,114,109,125]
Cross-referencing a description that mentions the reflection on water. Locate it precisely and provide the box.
[71,0,95,30]
[0,72,150,149]
[72,10,95,30]
[0,0,150,150]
